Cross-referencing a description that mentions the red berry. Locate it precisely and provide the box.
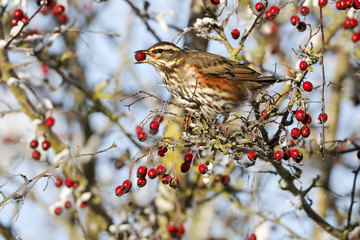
[345,0,354,7]
[299,61,308,70]
[64,200,71,209]
[80,201,88,208]
[54,206,62,215]
[149,120,160,130]
[231,29,240,39]
[299,6,310,16]
[317,113,328,123]
[176,224,185,237]
[115,185,123,196]
[302,114,312,125]
[352,33,360,42]
[158,146,168,157]
[137,131,147,142]
[211,0,220,4]
[161,174,171,184]
[45,116,55,127]
[137,166,148,178]
[290,15,300,26]
[353,0,360,9]
[42,139,51,150]
[135,125,143,133]
[296,22,307,32]
[255,2,265,11]
[336,0,346,9]
[20,16,28,23]
[291,128,301,139]
[261,109,269,119]
[122,179,132,190]
[72,181,79,189]
[198,164,208,174]
[10,18,18,27]
[303,81,313,91]
[180,162,190,173]
[148,168,157,179]
[168,224,178,234]
[55,177,63,187]
[269,6,280,16]
[184,153,193,163]
[214,174,223,182]
[349,18,358,28]
[221,175,230,185]
[154,114,163,122]
[137,178,147,187]
[301,126,311,138]
[290,149,303,163]
[247,233,257,240]
[13,9,24,19]
[156,165,166,175]
[32,150,41,160]
[247,150,257,161]
[318,0,328,7]
[135,51,146,61]
[54,5,65,15]
[295,110,306,121]
[265,10,275,20]
[283,148,291,160]
[64,178,73,187]
[57,13,67,24]
[274,150,284,160]
[30,139,39,148]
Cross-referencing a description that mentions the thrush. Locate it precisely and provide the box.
[135,41,281,117]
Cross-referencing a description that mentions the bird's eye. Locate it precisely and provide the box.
[152,49,163,54]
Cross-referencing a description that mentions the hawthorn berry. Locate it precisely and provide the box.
[156,165,166,175]
[72,181,79,189]
[32,150,41,160]
[137,166,148,178]
[352,33,360,42]
[299,6,310,16]
[161,174,171,185]
[303,81,313,91]
[180,162,190,173]
[42,139,51,150]
[115,185,123,196]
[176,224,185,237]
[21,16,28,23]
[255,2,265,11]
[169,177,179,189]
[80,201,88,208]
[150,120,160,131]
[137,131,147,142]
[184,153,193,163]
[354,0,360,9]
[13,9,24,19]
[64,178,73,188]
[54,207,62,215]
[135,51,146,61]
[274,150,284,160]
[296,22,307,32]
[269,6,280,16]
[299,61,308,70]
[211,0,220,4]
[247,233,257,240]
[345,0,354,7]
[55,177,63,187]
[57,13,68,24]
[336,0,346,9]
[168,223,177,234]
[317,113,328,123]
[122,179,132,190]
[137,178,147,187]
[318,0,328,7]
[265,10,275,20]
[30,139,39,148]
[231,29,240,39]
[283,148,291,160]
[247,150,257,161]
[301,126,311,138]
[10,18,18,27]
[154,114,163,122]
[54,5,65,15]
[158,146,168,157]
[198,164,208,174]
[45,116,55,127]
[295,110,306,121]
[261,109,270,119]
[302,114,312,125]
[290,149,303,163]
[221,175,230,186]
[290,15,300,26]
[349,18,358,28]
[148,168,157,179]
[291,128,301,139]
[64,200,71,209]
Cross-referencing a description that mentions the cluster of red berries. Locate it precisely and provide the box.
[336,0,360,10]
[29,116,55,160]
[180,152,208,174]
[9,9,28,27]
[214,173,230,186]
[115,164,177,197]
[136,115,163,142]
[290,6,309,32]
[37,0,67,24]
[167,223,185,237]
[343,17,360,42]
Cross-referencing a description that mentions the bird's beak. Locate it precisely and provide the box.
[134,50,156,64]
